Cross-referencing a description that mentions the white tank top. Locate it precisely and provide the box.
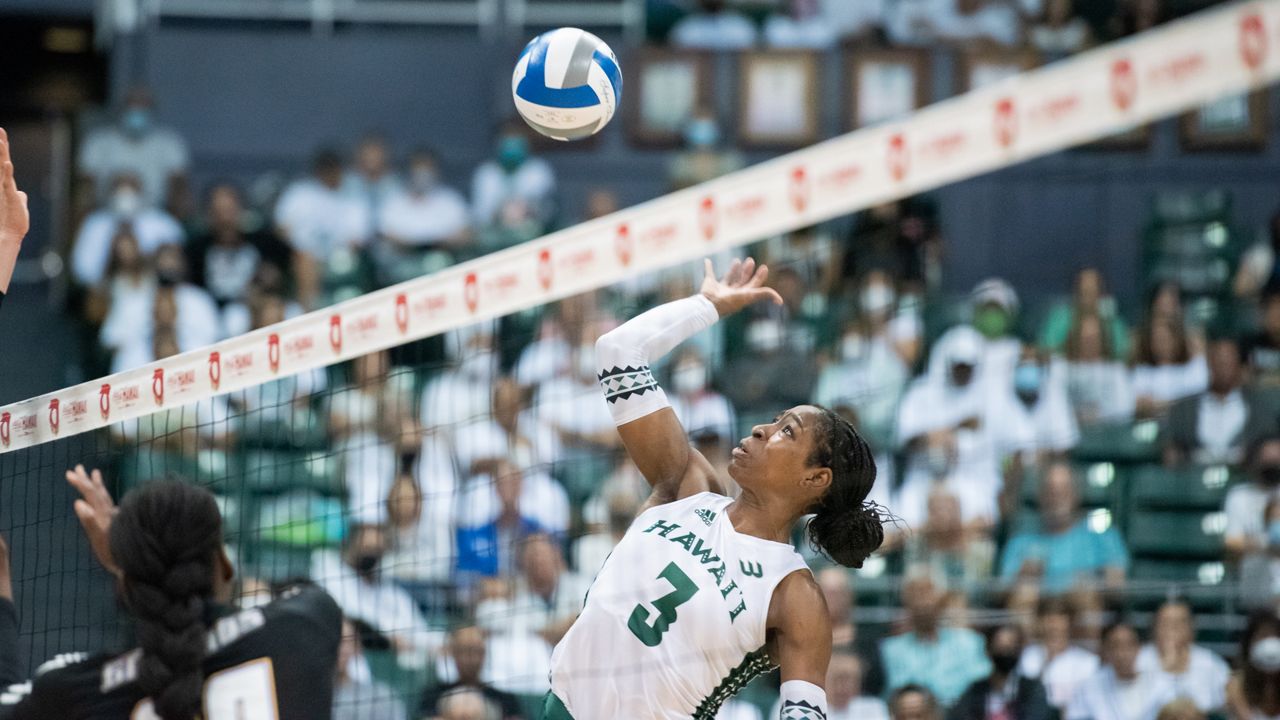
[550,492,810,719]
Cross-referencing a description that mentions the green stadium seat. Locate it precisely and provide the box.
[242,542,316,582]
[238,412,329,451]
[365,648,431,712]
[1071,420,1161,463]
[1127,509,1226,559]
[1129,464,1233,511]
[242,449,343,497]
[1019,461,1121,511]
[1130,558,1228,586]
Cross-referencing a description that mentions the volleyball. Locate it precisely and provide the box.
[512,27,622,142]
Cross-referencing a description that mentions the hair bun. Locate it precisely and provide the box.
[808,501,886,569]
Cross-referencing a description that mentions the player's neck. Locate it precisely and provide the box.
[725,489,794,544]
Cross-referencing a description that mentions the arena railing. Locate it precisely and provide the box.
[3,0,1278,454]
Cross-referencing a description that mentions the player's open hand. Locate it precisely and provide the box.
[0,128,29,244]
[699,257,783,318]
[65,464,120,578]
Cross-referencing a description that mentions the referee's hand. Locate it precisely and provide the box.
[0,127,29,296]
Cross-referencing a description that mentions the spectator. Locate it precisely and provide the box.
[669,0,758,49]
[760,225,842,298]
[342,133,402,240]
[513,292,595,387]
[818,566,886,696]
[333,618,408,720]
[532,337,622,468]
[1244,291,1280,386]
[990,346,1080,463]
[1241,496,1280,611]
[186,182,290,318]
[971,278,1023,384]
[668,109,745,191]
[71,172,185,288]
[890,0,1022,47]
[471,123,555,237]
[818,0,889,38]
[78,85,189,207]
[1157,699,1205,720]
[1064,312,1136,425]
[381,469,455,586]
[839,199,939,292]
[720,312,819,418]
[312,523,440,670]
[224,291,327,425]
[422,323,501,427]
[1224,436,1280,559]
[1136,600,1230,712]
[1234,209,1280,301]
[1131,318,1208,418]
[1041,268,1129,361]
[454,376,562,478]
[573,486,636,576]
[421,626,522,720]
[896,326,1002,528]
[84,227,153,341]
[903,490,996,586]
[764,0,838,48]
[456,463,550,580]
[1067,622,1176,720]
[220,260,305,338]
[375,147,471,285]
[890,684,943,720]
[436,688,500,720]
[1029,0,1092,56]
[881,571,991,705]
[1162,337,1278,466]
[949,624,1053,720]
[1019,598,1100,713]
[998,461,1129,594]
[274,148,369,308]
[669,346,738,441]
[1145,281,1197,341]
[769,650,889,720]
[815,270,919,444]
[1226,611,1280,720]
[101,243,221,373]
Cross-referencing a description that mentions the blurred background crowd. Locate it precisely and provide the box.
[4,0,1279,719]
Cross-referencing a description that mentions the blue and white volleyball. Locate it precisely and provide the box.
[512,28,622,142]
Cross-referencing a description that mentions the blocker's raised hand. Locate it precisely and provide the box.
[65,464,120,578]
[699,256,784,317]
[0,128,29,244]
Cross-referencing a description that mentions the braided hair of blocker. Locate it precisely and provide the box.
[108,480,225,720]
[803,406,890,569]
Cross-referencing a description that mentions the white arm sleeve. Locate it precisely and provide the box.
[778,680,828,719]
[594,294,719,426]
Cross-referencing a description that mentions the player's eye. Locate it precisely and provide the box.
[783,425,794,437]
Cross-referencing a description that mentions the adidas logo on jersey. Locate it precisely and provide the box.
[695,508,716,526]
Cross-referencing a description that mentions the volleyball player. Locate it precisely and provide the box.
[0,466,342,719]
[0,127,30,312]
[546,258,889,719]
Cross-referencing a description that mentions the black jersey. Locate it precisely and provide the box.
[0,583,342,719]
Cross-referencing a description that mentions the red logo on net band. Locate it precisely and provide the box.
[699,197,717,242]
[464,273,479,314]
[538,249,553,291]
[268,334,281,373]
[100,384,111,420]
[1241,12,1267,70]
[395,294,409,334]
[152,369,165,406]
[208,352,221,390]
[48,399,60,435]
[0,412,8,447]
[1111,58,1136,111]
[887,134,909,182]
[330,315,343,353]
[615,224,632,267]
[790,167,809,213]
[995,98,1017,149]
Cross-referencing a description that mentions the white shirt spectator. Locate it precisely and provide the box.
[890,0,1021,46]
[482,630,554,695]
[471,158,556,229]
[1225,481,1279,550]
[220,298,306,339]
[459,469,571,537]
[718,700,765,720]
[383,458,459,584]
[513,335,572,387]
[235,368,328,423]
[102,285,222,372]
[1197,390,1248,464]
[342,171,403,239]
[1135,644,1230,712]
[1066,667,1177,720]
[533,376,616,440]
[378,185,470,247]
[72,209,185,286]
[1066,360,1135,423]
[1131,357,1209,404]
[991,360,1080,457]
[763,14,838,48]
[420,361,495,428]
[452,411,563,477]
[1020,644,1101,711]
[671,391,738,442]
[78,124,189,207]
[311,549,442,670]
[111,396,234,443]
[670,10,759,50]
[475,572,592,638]
[274,178,370,257]
[769,695,889,720]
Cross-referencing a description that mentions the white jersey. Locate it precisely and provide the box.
[551,492,810,719]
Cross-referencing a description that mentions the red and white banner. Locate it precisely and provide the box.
[2,0,1278,454]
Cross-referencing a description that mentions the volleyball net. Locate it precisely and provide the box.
[0,0,1278,715]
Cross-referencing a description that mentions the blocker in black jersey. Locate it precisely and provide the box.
[0,583,342,719]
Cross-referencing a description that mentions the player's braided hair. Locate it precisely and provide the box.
[109,480,223,720]
[804,406,888,569]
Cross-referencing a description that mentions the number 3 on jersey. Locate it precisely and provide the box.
[627,562,699,647]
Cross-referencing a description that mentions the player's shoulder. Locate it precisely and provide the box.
[0,650,110,712]
[263,582,342,630]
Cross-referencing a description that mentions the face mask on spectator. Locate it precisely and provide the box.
[156,267,182,288]
[353,551,382,578]
[684,119,720,149]
[991,651,1020,674]
[860,284,896,316]
[112,188,142,217]
[1251,637,1280,673]
[973,306,1010,339]
[411,168,438,193]
[1261,465,1280,486]
[673,362,707,395]
[122,107,151,136]
[498,136,528,172]
[1014,362,1042,404]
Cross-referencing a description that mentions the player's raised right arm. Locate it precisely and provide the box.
[595,258,781,505]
